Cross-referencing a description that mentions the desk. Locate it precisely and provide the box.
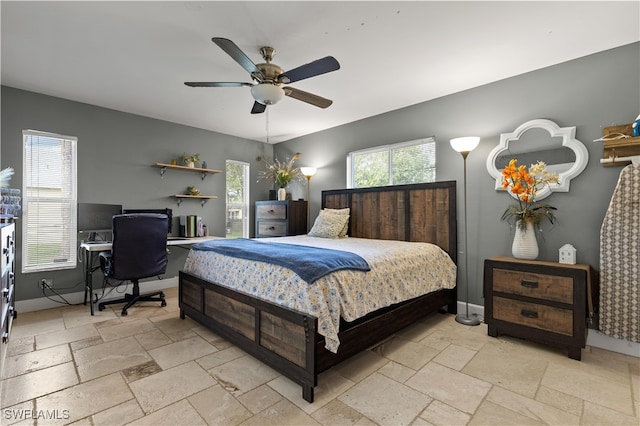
[81,236,221,315]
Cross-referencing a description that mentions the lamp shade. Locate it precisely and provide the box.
[300,167,317,177]
[251,83,285,105]
[450,136,480,153]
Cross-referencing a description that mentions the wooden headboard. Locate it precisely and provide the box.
[322,181,457,264]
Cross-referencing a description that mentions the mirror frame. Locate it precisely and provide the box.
[486,118,589,200]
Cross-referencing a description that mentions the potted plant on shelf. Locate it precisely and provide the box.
[257,153,303,200]
[181,153,200,168]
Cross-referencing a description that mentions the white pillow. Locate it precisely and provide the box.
[308,210,348,238]
[321,208,350,237]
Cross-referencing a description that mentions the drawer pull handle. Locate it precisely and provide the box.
[521,279,538,289]
[520,309,539,319]
[267,226,275,230]
[268,209,275,214]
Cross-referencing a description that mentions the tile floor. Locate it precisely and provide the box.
[1,287,638,426]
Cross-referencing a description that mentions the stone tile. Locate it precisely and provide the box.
[535,386,583,416]
[6,335,35,357]
[9,308,65,340]
[188,384,252,425]
[487,386,579,425]
[148,335,217,369]
[339,373,431,426]
[1,362,78,407]
[269,369,355,413]
[61,305,118,328]
[3,344,71,378]
[96,318,157,342]
[127,399,206,425]
[240,399,321,426]
[35,324,99,350]
[372,336,440,370]
[333,350,387,383]
[196,346,245,371]
[237,384,283,414]
[208,355,279,397]
[36,373,133,425]
[0,400,35,425]
[312,398,365,426]
[432,344,476,371]
[470,400,543,425]
[419,326,490,352]
[377,361,416,383]
[134,328,172,350]
[462,340,547,398]
[121,360,162,383]
[406,362,491,414]
[91,399,144,426]
[129,361,216,414]
[69,336,104,351]
[581,400,640,426]
[74,336,151,382]
[419,400,470,426]
[542,361,635,415]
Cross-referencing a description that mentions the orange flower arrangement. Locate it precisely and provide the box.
[500,159,559,230]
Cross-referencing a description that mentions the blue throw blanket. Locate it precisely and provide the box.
[191,238,370,284]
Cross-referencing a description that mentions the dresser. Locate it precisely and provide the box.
[255,200,308,238]
[0,222,16,377]
[484,257,596,360]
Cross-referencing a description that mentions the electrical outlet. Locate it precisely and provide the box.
[40,278,53,289]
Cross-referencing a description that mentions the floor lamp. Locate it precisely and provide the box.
[300,166,317,231]
[450,136,481,326]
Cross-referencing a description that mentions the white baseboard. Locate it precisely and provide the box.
[15,276,179,314]
[455,301,638,358]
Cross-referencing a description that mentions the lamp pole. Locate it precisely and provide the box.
[450,137,481,326]
[300,167,317,231]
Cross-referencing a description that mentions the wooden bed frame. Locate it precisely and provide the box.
[179,181,458,402]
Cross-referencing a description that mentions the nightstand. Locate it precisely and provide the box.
[484,256,597,360]
[255,200,308,238]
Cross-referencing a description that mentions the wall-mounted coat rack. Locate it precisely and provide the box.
[597,124,640,167]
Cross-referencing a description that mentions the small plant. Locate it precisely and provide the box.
[181,152,200,165]
[257,153,303,188]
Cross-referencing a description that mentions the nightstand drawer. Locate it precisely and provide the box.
[256,204,287,220]
[493,296,573,336]
[493,268,573,304]
[257,221,287,237]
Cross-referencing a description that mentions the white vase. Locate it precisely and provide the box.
[186,161,195,168]
[512,220,539,260]
[277,188,286,201]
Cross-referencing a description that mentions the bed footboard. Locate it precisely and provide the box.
[179,271,319,402]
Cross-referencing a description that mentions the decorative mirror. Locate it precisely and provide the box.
[486,119,589,200]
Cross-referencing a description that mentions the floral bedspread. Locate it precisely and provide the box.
[183,236,456,353]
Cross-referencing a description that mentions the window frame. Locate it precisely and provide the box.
[347,137,436,188]
[225,160,250,239]
[22,129,78,273]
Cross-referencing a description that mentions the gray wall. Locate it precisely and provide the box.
[275,42,640,306]
[3,43,638,305]
[1,86,274,301]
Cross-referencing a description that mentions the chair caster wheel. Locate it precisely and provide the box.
[121,309,128,316]
[161,300,167,307]
[98,305,105,311]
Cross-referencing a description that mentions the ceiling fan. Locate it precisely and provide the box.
[185,37,340,114]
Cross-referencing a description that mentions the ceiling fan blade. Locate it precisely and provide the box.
[212,37,264,81]
[184,82,253,87]
[251,101,267,114]
[284,87,333,108]
[278,56,340,84]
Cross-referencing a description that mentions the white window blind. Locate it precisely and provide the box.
[22,130,78,273]
[347,138,436,188]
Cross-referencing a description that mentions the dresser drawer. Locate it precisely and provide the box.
[492,268,573,304]
[493,296,573,336]
[257,221,287,237]
[256,204,287,220]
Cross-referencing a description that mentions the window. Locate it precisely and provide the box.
[347,138,436,188]
[225,160,249,238]
[22,130,77,273]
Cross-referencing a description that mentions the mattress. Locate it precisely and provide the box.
[183,235,456,352]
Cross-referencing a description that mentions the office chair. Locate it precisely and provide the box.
[98,213,169,316]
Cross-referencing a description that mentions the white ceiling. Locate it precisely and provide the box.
[2,1,638,144]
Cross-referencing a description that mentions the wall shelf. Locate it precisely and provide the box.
[599,124,640,167]
[171,194,218,207]
[152,163,222,180]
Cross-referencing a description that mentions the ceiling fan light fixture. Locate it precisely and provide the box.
[251,83,285,105]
